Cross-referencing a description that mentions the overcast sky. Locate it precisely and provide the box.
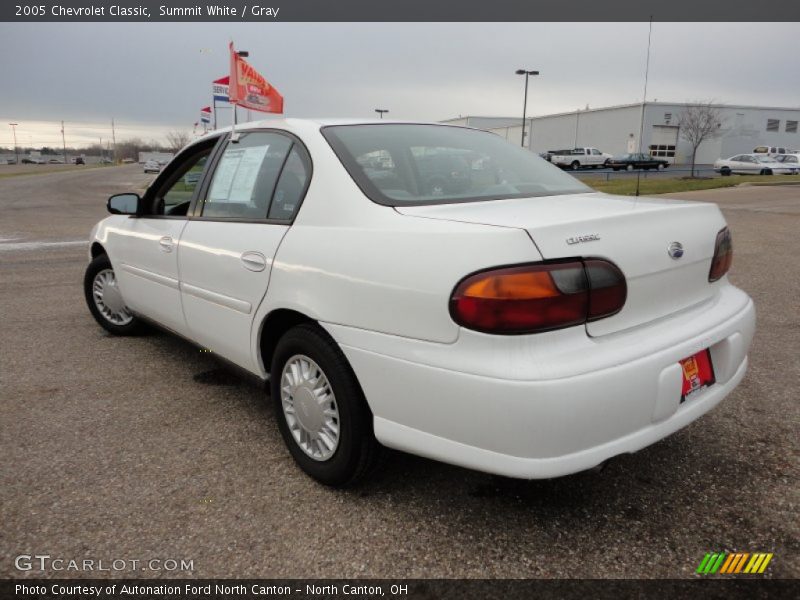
[1,22,798,147]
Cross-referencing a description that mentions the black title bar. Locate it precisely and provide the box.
[2,579,798,600]
[3,0,799,22]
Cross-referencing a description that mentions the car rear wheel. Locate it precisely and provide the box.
[570,161,580,170]
[626,164,634,171]
[83,254,143,335]
[720,167,731,176]
[657,163,665,170]
[271,324,382,486]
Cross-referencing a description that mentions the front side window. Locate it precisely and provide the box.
[323,124,590,206]
[201,132,292,219]
[151,149,211,216]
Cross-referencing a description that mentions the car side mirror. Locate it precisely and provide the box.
[107,193,142,216]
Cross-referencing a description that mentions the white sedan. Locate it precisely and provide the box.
[143,159,161,174]
[775,153,800,169]
[714,153,798,176]
[84,119,755,486]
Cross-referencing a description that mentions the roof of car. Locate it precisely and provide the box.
[202,117,465,134]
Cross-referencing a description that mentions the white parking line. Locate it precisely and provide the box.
[0,240,88,252]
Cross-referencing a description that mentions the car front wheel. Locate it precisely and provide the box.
[626,164,634,171]
[271,324,381,486]
[83,254,143,335]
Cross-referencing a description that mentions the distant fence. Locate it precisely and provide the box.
[574,166,718,181]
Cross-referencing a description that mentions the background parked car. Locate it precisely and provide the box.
[48,158,64,164]
[775,153,800,168]
[714,154,799,176]
[550,147,613,170]
[143,159,161,174]
[753,145,798,157]
[73,156,85,165]
[606,153,669,171]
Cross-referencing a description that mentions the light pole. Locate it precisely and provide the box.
[9,123,19,164]
[515,69,539,148]
[375,109,389,119]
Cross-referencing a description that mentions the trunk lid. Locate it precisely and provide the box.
[396,192,726,336]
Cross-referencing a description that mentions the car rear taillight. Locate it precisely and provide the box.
[708,227,733,282]
[450,259,626,334]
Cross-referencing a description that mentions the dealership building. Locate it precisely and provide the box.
[443,102,800,164]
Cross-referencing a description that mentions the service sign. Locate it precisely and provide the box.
[212,75,230,102]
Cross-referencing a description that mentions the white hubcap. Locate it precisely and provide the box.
[281,355,340,461]
[92,268,133,325]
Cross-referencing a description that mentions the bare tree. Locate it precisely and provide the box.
[678,101,725,177]
[165,130,192,153]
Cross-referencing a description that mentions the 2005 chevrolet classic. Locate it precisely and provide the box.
[84,120,755,486]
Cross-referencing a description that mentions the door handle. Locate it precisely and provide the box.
[241,251,267,272]
[159,236,174,253]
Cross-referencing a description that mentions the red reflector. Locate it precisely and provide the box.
[450,259,627,335]
[584,259,627,321]
[709,227,733,282]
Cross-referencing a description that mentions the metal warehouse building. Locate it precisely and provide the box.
[443,102,800,164]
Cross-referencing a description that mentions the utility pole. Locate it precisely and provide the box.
[9,123,19,164]
[111,118,117,163]
[515,69,540,148]
[375,109,389,119]
[99,136,102,162]
[61,121,67,164]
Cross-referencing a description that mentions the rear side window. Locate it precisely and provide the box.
[323,124,590,206]
[201,132,292,219]
[268,147,310,220]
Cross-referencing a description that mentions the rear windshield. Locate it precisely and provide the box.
[322,124,591,206]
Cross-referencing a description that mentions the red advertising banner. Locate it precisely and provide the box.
[228,42,284,114]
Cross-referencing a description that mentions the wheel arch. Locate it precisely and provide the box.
[90,242,106,258]
[257,308,319,376]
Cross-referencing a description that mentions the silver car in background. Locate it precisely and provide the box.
[714,153,799,176]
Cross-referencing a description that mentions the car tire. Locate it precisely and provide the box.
[720,167,731,177]
[626,164,634,171]
[271,324,382,487]
[612,167,620,171]
[83,254,144,335]
[657,163,665,170]
[760,169,772,176]
[570,161,580,171]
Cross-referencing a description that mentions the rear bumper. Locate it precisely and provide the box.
[325,285,755,479]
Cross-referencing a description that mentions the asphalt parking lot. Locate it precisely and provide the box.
[1,165,798,579]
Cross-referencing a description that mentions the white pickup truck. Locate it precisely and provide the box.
[551,147,613,170]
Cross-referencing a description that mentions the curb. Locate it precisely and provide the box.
[737,181,800,187]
